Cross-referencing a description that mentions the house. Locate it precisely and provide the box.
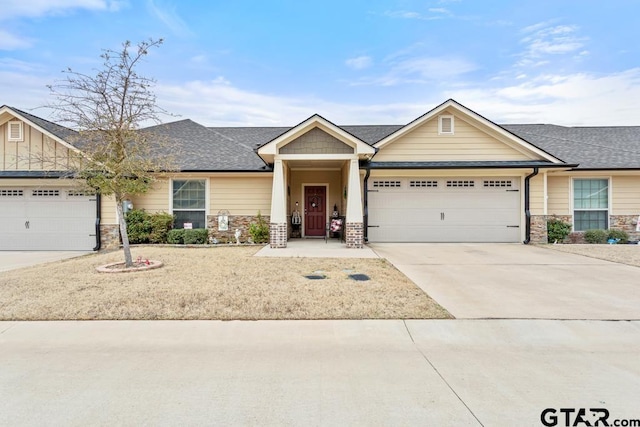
[1,99,638,251]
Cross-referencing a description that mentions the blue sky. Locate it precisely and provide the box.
[1,0,639,126]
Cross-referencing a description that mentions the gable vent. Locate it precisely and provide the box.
[484,180,513,188]
[32,189,60,197]
[446,180,474,188]
[8,121,23,142]
[410,180,438,188]
[0,189,24,197]
[373,180,401,188]
[439,115,454,134]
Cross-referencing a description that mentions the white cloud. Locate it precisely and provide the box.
[345,56,373,70]
[0,30,32,50]
[0,0,125,20]
[146,0,194,38]
[519,23,587,59]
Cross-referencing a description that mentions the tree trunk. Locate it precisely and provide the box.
[116,197,133,267]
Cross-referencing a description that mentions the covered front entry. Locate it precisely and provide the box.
[257,115,375,248]
[368,177,521,243]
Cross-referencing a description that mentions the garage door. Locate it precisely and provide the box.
[0,188,97,250]
[368,177,521,242]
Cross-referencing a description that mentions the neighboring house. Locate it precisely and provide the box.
[1,99,638,251]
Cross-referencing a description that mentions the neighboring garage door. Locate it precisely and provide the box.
[368,177,521,242]
[0,188,97,250]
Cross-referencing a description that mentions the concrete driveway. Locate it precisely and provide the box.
[370,243,640,320]
[0,251,91,273]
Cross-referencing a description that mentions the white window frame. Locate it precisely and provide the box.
[438,115,454,135]
[8,121,23,142]
[571,177,611,231]
[170,178,209,229]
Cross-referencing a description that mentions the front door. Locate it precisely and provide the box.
[304,186,326,237]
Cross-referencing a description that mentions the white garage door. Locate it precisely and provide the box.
[0,188,97,250]
[368,177,521,242]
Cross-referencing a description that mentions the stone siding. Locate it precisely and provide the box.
[531,215,573,244]
[609,215,640,241]
[206,214,269,243]
[345,222,363,248]
[100,224,120,250]
[534,214,640,244]
[269,223,288,248]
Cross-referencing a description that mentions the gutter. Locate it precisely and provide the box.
[93,193,101,251]
[363,167,371,243]
[523,167,539,244]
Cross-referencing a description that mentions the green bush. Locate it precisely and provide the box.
[167,229,185,244]
[148,212,174,243]
[126,209,175,244]
[583,229,608,244]
[547,218,572,243]
[249,211,269,243]
[183,228,209,244]
[607,229,629,244]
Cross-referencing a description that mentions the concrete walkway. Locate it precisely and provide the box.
[1,320,638,426]
[255,239,379,258]
[0,251,91,272]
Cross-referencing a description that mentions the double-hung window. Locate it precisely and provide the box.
[573,179,608,231]
[172,179,206,228]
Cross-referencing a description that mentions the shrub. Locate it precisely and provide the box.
[607,229,629,244]
[148,212,174,243]
[583,229,608,244]
[125,209,152,244]
[167,229,185,244]
[183,228,209,244]
[547,218,572,243]
[249,211,269,243]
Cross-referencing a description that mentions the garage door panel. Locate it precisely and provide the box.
[368,177,521,243]
[0,187,96,251]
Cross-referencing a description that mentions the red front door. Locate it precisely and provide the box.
[304,186,326,237]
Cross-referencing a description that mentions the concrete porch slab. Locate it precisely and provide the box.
[254,239,379,258]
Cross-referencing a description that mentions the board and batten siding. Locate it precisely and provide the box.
[210,176,272,215]
[612,176,640,214]
[0,120,71,171]
[547,176,571,215]
[374,113,534,162]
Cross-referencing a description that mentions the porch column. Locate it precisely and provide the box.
[345,158,364,248]
[269,159,287,248]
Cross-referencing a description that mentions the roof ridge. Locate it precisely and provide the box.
[511,129,640,156]
[6,106,77,134]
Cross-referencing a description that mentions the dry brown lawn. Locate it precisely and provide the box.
[0,246,451,320]
[540,244,640,267]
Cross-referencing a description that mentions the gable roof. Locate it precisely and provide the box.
[0,105,80,152]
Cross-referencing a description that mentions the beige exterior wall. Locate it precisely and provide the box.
[130,178,171,213]
[211,175,272,215]
[612,176,640,215]
[101,195,118,224]
[0,120,71,171]
[374,112,534,162]
[529,174,545,215]
[547,175,571,215]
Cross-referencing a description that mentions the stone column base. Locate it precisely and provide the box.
[345,222,363,248]
[269,223,288,248]
[99,224,120,250]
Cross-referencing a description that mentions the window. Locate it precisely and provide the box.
[172,180,206,229]
[438,115,454,134]
[410,180,438,188]
[573,179,608,231]
[446,180,474,188]
[373,180,401,188]
[484,180,512,188]
[8,121,23,142]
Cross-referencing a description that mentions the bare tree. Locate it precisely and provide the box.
[47,39,173,267]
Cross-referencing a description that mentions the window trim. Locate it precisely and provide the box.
[571,177,611,231]
[170,178,209,228]
[8,121,23,142]
[438,115,454,135]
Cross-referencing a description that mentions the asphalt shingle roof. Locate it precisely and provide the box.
[4,106,78,142]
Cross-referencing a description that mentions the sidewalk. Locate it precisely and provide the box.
[1,319,638,426]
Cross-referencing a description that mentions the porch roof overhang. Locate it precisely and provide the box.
[257,114,375,165]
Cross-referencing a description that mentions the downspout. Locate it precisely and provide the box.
[523,167,539,244]
[363,166,371,243]
[93,192,102,251]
